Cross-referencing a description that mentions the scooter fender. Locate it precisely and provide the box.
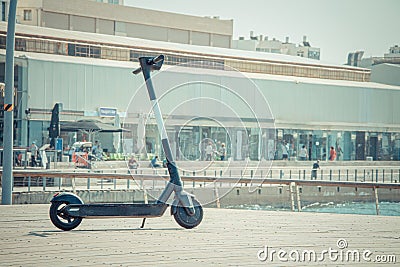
[50,192,84,205]
[170,191,195,216]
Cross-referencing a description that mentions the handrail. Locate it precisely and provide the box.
[2,170,400,189]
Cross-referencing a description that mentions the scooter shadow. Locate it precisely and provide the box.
[28,227,184,237]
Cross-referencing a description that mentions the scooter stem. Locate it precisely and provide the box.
[135,56,195,214]
[137,56,182,187]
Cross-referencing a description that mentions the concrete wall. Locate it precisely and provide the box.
[371,64,400,86]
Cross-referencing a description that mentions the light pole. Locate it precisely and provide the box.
[2,0,18,205]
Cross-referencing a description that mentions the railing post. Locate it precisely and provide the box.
[329,169,332,181]
[374,187,380,215]
[338,170,341,181]
[372,169,374,182]
[28,176,31,192]
[354,169,357,182]
[320,169,323,180]
[346,169,349,181]
[303,170,305,180]
[391,169,393,183]
[127,179,130,189]
[43,177,46,191]
[383,170,385,183]
[87,178,90,190]
[214,182,220,208]
[296,184,302,212]
[289,182,295,212]
[376,169,378,183]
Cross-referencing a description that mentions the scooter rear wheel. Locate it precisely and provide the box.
[173,199,203,229]
[49,201,82,231]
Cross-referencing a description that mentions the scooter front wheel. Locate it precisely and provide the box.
[49,201,82,231]
[173,199,203,229]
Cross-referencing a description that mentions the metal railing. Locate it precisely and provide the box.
[2,168,399,215]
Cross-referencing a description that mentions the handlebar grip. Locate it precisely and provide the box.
[132,67,142,75]
[148,55,164,65]
[153,55,163,64]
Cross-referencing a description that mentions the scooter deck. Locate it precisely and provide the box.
[65,203,168,218]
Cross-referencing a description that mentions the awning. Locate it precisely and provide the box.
[60,120,126,133]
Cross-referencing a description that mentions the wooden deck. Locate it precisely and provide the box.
[0,204,398,266]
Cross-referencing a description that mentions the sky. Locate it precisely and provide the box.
[124,0,399,65]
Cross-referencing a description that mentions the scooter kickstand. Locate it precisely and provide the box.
[140,218,146,228]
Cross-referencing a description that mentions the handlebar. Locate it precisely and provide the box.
[132,55,164,75]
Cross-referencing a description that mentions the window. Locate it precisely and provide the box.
[23,10,32,21]
[2,2,6,22]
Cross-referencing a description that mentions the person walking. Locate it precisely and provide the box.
[311,160,320,180]
[29,141,38,167]
[329,146,337,161]
[336,144,343,161]
[282,141,289,160]
[299,145,308,161]
[219,143,226,161]
[205,142,214,161]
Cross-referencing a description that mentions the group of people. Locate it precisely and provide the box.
[281,142,343,162]
[127,155,166,170]
[205,142,226,161]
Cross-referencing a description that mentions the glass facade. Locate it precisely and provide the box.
[273,129,400,161]
[123,125,399,162]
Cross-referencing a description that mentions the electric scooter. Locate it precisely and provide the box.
[49,55,203,230]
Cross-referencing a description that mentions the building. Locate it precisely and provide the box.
[232,32,320,60]
[1,21,399,162]
[347,45,400,86]
[16,0,233,49]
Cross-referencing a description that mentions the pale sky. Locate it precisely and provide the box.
[124,0,399,65]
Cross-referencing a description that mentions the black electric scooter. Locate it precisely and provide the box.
[49,55,203,230]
